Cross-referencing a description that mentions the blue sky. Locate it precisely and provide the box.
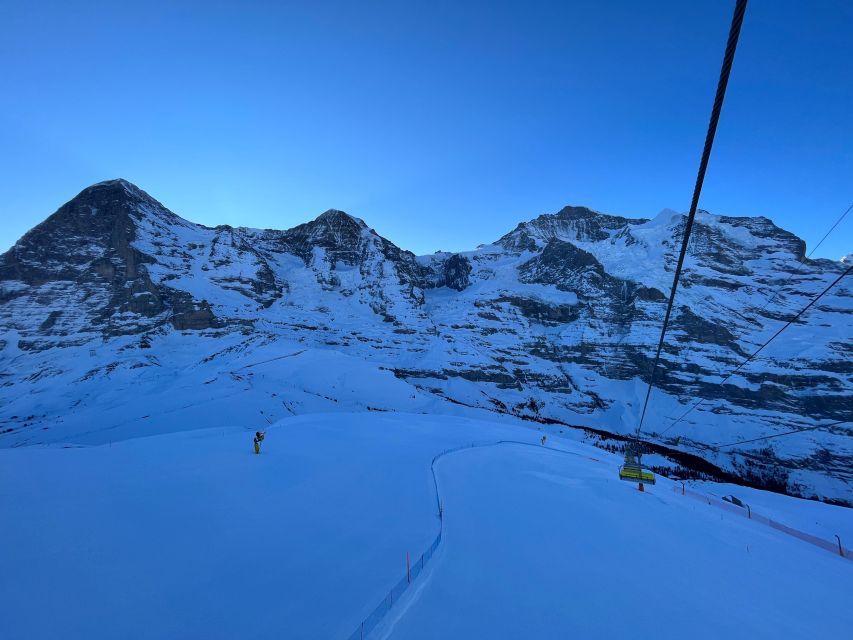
[1,0,850,259]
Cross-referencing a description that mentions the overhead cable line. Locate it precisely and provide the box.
[636,0,749,437]
[658,263,852,438]
[749,201,851,318]
[715,420,849,449]
[809,202,852,257]
[660,200,852,426]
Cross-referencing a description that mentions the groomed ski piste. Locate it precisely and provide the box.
[1,413,851,639]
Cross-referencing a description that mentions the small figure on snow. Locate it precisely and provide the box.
[253,430,266,454]
[540,435,547,446]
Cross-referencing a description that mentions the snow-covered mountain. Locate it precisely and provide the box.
[1,179,850,502]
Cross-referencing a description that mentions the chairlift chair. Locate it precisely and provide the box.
[618,444,656,485]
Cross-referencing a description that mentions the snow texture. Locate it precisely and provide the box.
[1,413,850,640]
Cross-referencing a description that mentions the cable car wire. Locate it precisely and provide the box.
[746,201,851,319]
[714,420,849,449]
[658,263,852,438]
[656,200,851,432]
[660,204,853,418]
[808,202,852,257]
[636,0,749,437]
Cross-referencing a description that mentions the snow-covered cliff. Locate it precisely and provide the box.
[1,180,850,502]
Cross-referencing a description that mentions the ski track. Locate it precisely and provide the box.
[362,440,851,639]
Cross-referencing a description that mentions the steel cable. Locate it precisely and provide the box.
[636,0,749,437]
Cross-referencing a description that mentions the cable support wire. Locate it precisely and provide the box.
[636,0,749,437]
[659,264,852,439]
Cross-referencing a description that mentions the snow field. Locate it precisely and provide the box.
[381,440,852,640]
[1,413,850,640]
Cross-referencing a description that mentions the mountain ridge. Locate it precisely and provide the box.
[1,179,850,503]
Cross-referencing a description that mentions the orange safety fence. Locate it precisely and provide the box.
[344,438,606,639]
[672,485,852,562]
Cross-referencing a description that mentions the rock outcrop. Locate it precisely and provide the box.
[1,181,850,503]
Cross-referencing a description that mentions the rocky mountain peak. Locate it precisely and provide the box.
[0,179,168,286]
[2,183,851,503]
[496,204,650,251]
[552,204,649,227]
[314,208,365,226]
[68,178,169,214]
[85,177,145,196]
[276,209,379,268]
[554,205,604,219]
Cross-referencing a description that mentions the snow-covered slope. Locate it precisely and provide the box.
[0,180,850,502]
[0,413,850,640]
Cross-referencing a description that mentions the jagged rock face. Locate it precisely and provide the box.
[498,205,649,251]
[520,239,635,299]
[0,181,144,286]
[1,182,851,503]
[423,253,472,291]
[0,180,229,340]
[274,209,377,266]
